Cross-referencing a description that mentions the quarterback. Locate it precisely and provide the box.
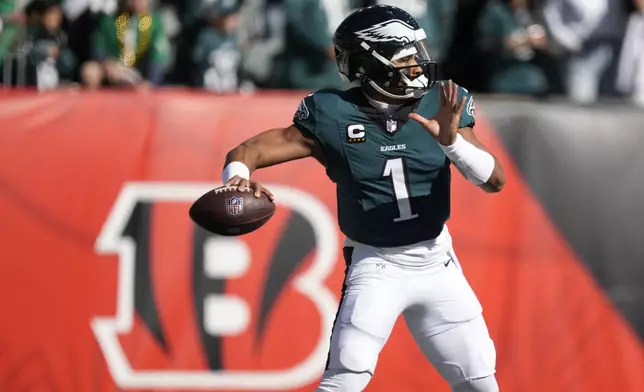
[222,5,505,392]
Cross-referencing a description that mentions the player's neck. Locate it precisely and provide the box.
[365,93,399,109]
[361,86,410,113]
[362,90,403,115]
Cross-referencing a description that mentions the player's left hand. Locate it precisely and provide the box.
[409,80,467,146]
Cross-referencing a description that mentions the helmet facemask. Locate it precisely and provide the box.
[358,28,437,100]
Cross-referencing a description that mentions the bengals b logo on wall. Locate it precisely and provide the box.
[92,182,338,390]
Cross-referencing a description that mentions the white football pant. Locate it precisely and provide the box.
[317,226,498,392]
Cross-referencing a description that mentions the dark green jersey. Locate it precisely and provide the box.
[293,83,476,247]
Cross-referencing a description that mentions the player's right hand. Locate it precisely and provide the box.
[225,176,274,201]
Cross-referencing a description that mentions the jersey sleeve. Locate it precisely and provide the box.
[293,93,316,132]
[292,93,327,149]
[458,87,476,129]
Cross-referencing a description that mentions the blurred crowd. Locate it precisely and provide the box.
[0,0,643,105]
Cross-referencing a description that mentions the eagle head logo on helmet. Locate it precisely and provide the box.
[355,20,415,44]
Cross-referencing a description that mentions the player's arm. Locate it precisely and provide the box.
[409,80,505,193]
[455,126,505,193]
[225,124,322,172]
[223,125,324,198]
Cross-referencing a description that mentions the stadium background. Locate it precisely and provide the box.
[0,0,643,391]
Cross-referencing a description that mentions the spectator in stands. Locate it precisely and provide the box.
[0,0,24,26]
[477,0,550,95]
[616,0,644,107]
[235,0,287,88]
[371,0,457,63]
[25,0,77,89]
[25,0,43,26]
[544,0,628,103]
[192,0,253,93]
[0,0,24,63]
[82,0,168,90]
[62,0,113,83]
[425,0,458,63]
[277,0,344,90]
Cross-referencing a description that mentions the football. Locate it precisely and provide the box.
[189,186,275,236]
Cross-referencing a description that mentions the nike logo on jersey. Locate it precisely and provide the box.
[381,144,406,152]
[444,258,453,267]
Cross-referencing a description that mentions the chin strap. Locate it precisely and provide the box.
[367,79,428,100]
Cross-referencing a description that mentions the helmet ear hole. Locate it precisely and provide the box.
[336,48,352,81]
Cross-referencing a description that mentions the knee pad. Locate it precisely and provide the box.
[316,369,372,392]
[451,375,499,392]
[433,319,497,385]
[327,325,382,374]
[434,339,496,385]
[464,334,497,379]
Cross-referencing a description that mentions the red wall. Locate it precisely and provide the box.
[0,90,641,392]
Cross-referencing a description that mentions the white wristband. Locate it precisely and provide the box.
[222,161,250,183]
[439,134,495,185]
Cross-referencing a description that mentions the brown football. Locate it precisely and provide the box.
[189,186,275,236]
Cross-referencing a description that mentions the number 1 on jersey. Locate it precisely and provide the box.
[382,158,418,222]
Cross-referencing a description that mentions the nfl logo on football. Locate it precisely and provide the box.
[226,196,244,216]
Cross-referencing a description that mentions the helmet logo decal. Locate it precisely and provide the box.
[355,20,415,44]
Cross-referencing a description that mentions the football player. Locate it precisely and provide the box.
[222,5,505,392]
